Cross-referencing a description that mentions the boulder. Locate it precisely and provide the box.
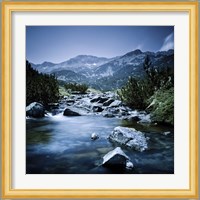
[128,115,140,121]
[126,160,134,170]
[90,96,101,103]
[109,126,148,152]
[74,98,92,110]
[108,100,122,107]
[138,114,151,124]
[66,99,75,104]
[103,98,115,107]
[26,102,45,118]
[104,91,117,99]
[63,108,81,116]
[97,97,109,103]
[91,133,99,140]
[102,147,133,169]
[105,107,120,114]
[90,96,108,103]
[92,105,104,112]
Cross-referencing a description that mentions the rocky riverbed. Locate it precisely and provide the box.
[26,91,174,174]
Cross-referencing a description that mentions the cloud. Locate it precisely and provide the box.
[159,32,174,51]
[135,43,143,50]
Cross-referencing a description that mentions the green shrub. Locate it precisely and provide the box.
[143,55,174,91]
[118,55,174,125]
[118,77,153,109]
[147,88,174,125]
[64,82,88,94]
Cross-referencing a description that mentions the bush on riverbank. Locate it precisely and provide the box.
[117,77,153,109]
[118,55,174,125]
[146,87,174,125]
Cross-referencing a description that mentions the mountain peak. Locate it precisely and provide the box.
[74,55,108,60]
[133,49,142,54]
[121,49,143,58]
[41,61,55,66]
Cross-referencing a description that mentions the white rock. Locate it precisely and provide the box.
[108,100,122,107]
[109,126,148,152]
[162,131,171,136]
[91,133,99,140]
[102,147,131,168]
[126,160,134,170]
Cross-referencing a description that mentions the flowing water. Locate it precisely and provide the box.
[26,114,174,174]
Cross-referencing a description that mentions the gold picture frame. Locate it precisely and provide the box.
[1,1,199,198]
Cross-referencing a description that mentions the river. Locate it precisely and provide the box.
[26,113,174,174]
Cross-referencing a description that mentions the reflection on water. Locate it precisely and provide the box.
[26,114,174,174]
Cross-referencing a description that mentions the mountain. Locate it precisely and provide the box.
[30,61,57,73]
[31,55,113,76]
[30,49,174,91]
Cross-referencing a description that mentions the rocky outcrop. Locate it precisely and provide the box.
[26,102,45,118]
[102,147,133,169]
[109,126,148,152]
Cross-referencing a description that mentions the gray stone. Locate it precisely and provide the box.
[91,133,99,140]
[126,160,134,170]
[92,105,104,112]
[26,102,45,118]
[63,108,81,116]
[102,147,133,169]
[102,98,115,107]
[108,100,122,107]
[98,97,109,103]
[109,126,148,152]
[138,114,151,124]
[90,96,101,103]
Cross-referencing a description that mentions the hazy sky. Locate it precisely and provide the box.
[26,26,174,64]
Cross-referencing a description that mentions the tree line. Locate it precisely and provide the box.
[26,60,59,106]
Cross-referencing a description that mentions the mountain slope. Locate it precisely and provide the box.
[30,49,174,91]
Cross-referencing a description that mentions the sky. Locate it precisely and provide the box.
[26,26,174,64]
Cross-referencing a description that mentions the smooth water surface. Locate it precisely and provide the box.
[26,114,174,174]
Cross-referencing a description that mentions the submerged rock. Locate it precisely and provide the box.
[102,147,133,169]
[109,126,148,152]
[26,102,45,118]
[63,108,81,116]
